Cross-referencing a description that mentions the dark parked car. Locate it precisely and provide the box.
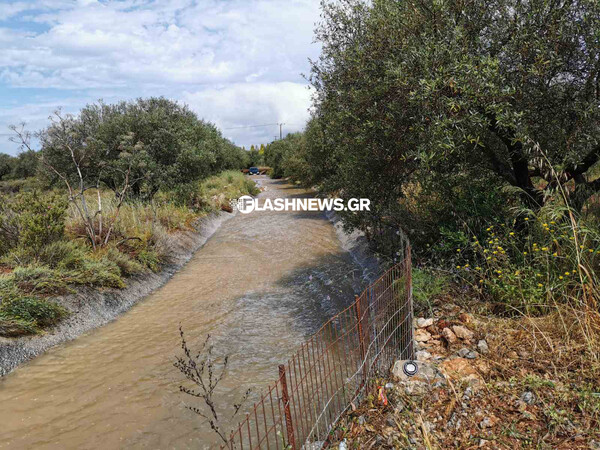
[248,167,259,175]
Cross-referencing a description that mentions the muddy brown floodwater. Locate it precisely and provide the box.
[0,177,370,449]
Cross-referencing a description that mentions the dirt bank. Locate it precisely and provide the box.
[0,211,234,377]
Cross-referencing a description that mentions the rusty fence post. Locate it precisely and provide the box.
[279,364,296,450]
[354,295,366,386]
[405,244,415,360]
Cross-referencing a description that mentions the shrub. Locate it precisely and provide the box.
[0,296,67,329]
[66,256,125,288]
[39,98,247,200]
[38,240,89,270]
[412,268,449,315]
[0,191,67,254]
[104,247,145,276]
[0,316,38,337]
[455,208,600,315]
[135,249,160,272]
[11,265,70,295]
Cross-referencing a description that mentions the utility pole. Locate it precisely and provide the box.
[278,123,285,140]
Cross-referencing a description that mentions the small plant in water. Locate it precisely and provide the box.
[174,326,251,444]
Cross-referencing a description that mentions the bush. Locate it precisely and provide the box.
[38,240,89,270]
[135,249,160,272]
[455,208,600,315]
[11,265,71,295]
[0,296,67,329]
[0,316,38,337]
[0,191,67,255]
[66,256,125,288]
[104,246,145,276]
[412,268,449,315]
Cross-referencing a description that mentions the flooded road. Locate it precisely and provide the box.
[0,177,368,449]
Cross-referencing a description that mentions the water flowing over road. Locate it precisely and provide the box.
[0,177,370,449]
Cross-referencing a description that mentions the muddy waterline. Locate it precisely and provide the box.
[0,177,368,449]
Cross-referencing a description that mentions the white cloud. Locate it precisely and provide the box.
[184,82,312,146]
[0,0,321,153]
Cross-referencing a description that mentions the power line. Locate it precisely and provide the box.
[224,123,279,130]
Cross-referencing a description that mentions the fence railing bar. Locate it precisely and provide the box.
[305,316,409,441]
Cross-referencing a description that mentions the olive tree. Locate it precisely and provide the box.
[305,0,600,250]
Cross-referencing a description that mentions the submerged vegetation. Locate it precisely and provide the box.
[0,97,257,337]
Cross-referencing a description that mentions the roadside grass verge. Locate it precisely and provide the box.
[0,171,257,336]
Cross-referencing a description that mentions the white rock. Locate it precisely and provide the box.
[415,350,432,361]
[417,317,434,328]
[452,325,474,340]
[415,328,432,342]
[442,327,458,344]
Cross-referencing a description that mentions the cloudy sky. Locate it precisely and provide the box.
[0,0,322,155]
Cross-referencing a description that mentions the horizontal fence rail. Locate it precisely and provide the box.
[222,245,413,449]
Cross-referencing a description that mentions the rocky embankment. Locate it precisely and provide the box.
[331,302,600,449]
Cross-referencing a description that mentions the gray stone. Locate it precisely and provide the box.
[521,391,535,405]
[416,350,432,361]
[479,417,494,429]
[386,414,396,427]
[458,347,478,359]
[392,360,438,381]
[477,339,489,354]
[303,442,326,450]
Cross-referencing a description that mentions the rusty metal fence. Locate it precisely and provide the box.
[222,246,414,449]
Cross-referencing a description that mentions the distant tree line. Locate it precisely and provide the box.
[0,150,39,181]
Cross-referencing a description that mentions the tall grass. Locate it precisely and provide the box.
[452,178,600,376]
[0,171,258,336]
